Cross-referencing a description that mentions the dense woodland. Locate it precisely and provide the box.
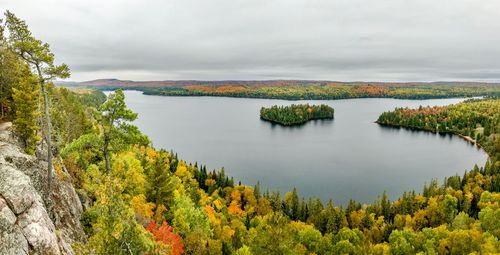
[2,11,500,255]
[377,99,500,158]
[122,83,500,100]
[260,104,334,126]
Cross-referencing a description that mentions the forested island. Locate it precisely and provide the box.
[67,78,500,100]
[2,11,500,255]
[260,104,334,126]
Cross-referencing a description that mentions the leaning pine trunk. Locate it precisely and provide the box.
[39,76,53,200]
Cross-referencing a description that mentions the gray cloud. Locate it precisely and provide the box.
[1,0,500,81]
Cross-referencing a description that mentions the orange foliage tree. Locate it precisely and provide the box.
[147,221,184,255]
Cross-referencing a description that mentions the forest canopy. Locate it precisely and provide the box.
[377,98,500,160]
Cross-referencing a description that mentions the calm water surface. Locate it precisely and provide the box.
[121,91,488,204]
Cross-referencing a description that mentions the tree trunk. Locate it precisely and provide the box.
[35,64,53,204]
[104,135,111,174]
[0,83,4,119]
[40,81,53,196]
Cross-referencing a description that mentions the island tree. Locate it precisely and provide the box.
[260,104,334,126]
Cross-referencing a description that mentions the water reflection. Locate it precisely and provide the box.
[378,124,483,151]
[265,118,335,130]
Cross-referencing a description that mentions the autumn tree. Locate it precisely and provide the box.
[147,221,184,255]
[84,172,155,254]
[170,190,212,254]
[82,152,157,254]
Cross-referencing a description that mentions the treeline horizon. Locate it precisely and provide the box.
[66,80,500,100]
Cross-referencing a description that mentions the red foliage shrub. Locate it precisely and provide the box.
[147,221,184,255]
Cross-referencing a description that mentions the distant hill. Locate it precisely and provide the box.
[58,78,500,88]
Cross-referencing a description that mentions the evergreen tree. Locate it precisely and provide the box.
[254,181,261,199]
[12,71,39,154]
[0,41,26,119]
[99,89,149,173]
[145,149,179,218]
[380,191,392,222]
[290,187,300,220]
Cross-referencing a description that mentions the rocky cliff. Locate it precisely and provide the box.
[0,122,86,255]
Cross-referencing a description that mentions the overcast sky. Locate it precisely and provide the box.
[1,0,500,82]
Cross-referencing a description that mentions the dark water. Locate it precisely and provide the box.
[121,91,488,204]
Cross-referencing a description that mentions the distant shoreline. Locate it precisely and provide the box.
[376,121,486,153]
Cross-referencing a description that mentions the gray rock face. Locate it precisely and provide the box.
[0,195,29,255]
[0,161,61,255]
[0,123,86,254]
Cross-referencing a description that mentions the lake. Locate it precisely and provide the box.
[121,90,488,204]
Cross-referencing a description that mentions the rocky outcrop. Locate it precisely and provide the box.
[0,122,86,254]
[0,163,61,255]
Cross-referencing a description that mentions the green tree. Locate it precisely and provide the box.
[451,212,474,230]
[12,71,39,154]
[388,229,416,255]
[248,213,301,255]
[442,194,458,224]
[0,39,26,119]
[170,190,212,254]
[234,245,253,255]
[144,149,179,220]
[479,207,500,238]
[285,187,300,220]
[99,89,149,173]
[50,87,94,147]
[328,227,365,255]
[380,191,391,222]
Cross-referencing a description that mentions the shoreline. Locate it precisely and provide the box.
[375,121,486,153]
[260,116,334,126]
[89,87,496,101]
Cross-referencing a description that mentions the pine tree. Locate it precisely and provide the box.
[145,150,178,215]
[380,191,392,222]
[12,72,39,154]
[254,181,261,199]
[290,187,299,220]
[99,89,149,174]
[5,11,70,200]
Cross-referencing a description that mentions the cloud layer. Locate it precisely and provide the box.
[2,0,500,81]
